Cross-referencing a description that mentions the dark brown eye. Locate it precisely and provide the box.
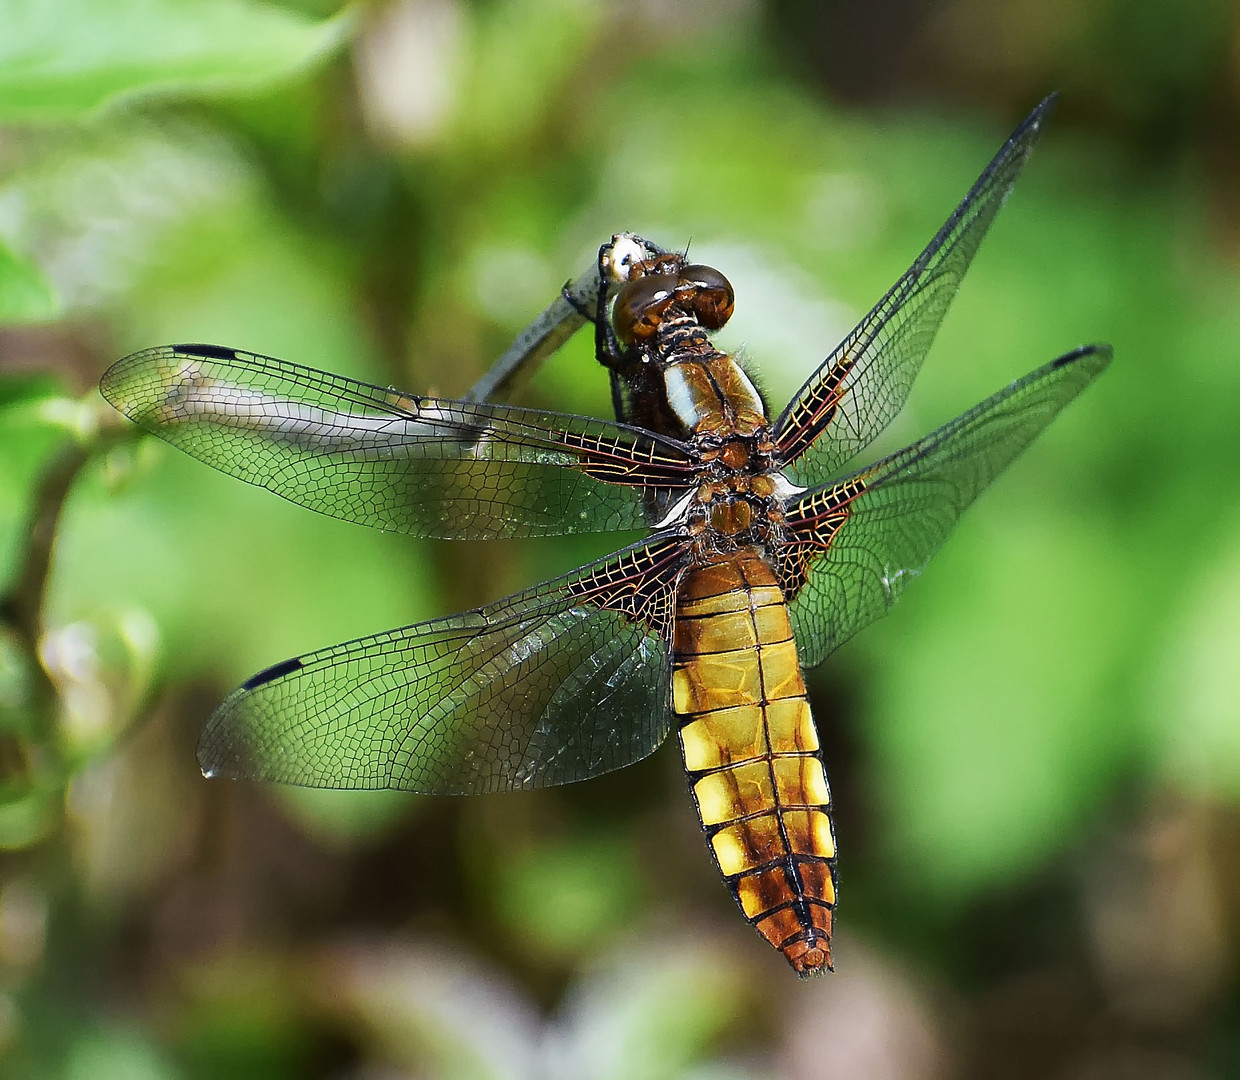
[612,274,676,347]
[677,264,734,330]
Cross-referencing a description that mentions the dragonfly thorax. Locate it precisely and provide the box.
[691,485,785,544]
[603,246,765,439]
[677,433,788,553]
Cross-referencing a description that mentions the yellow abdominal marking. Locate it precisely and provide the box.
[673,551,837,975]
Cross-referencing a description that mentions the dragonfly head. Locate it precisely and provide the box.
[611,259,735,348]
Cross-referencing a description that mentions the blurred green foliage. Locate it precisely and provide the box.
[0,0,352,123]
[0,240,56,322]
[1,0,1238,1077]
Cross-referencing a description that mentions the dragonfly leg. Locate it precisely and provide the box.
[561,278,594,320]
[464,258,602,403]
[464,233,665,403]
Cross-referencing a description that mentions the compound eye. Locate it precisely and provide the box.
[612,274,676,347]
[677,264,734,330]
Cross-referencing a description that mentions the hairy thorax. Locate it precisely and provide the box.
[682,425,790,557]
[604,242,797,556]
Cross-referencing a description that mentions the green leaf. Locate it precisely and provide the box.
[0,0,353,124]
[0,239,57,321]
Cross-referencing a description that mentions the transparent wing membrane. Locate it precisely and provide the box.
[783,344,1111,670]
[101,345,696,540]
[196,536,689,793]
[774,95,1057,486]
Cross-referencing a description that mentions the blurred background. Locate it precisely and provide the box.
[1,0,1239,1076]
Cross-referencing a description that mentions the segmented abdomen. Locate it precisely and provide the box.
[672,550,837,975]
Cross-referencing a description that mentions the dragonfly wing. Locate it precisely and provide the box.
[779,345,1110,670]
[774,95,1056,486]
[196,535,689,793]
[101,344,696,539]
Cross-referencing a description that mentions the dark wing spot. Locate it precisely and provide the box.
[242,656,304,691]
[173,343,238,361]
[1052,344,1096,369]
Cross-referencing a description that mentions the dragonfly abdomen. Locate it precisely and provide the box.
[672,550,837,976]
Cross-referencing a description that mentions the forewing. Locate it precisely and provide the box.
[774,95,1056,486]
[196,535,689,793]
[778,345,1110,670]
[100,344,696,539]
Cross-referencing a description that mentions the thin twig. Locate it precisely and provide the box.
[0,403,130,734]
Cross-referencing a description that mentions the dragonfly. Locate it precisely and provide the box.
[100,95,1109,976]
